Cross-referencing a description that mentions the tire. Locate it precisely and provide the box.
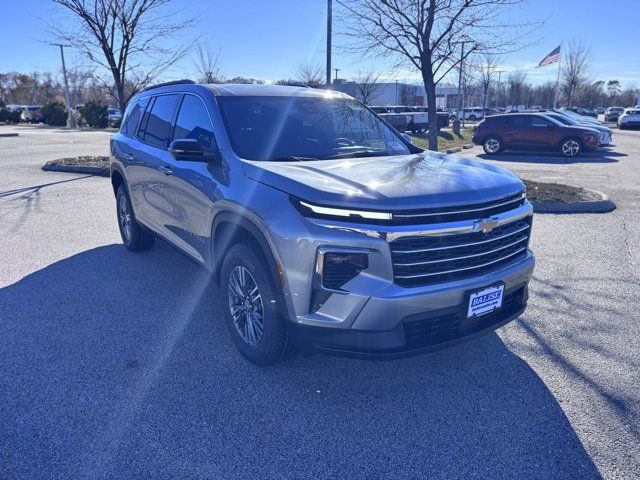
[221,243,292,366]
[449,115,456,122]
[115,185,155,251]
[483,136,503,154]
[469,115,477,122]
[560,137,582,157]
[619,124,625,130]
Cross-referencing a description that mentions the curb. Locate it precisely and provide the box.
[462,144,474,149]
[446,147,462,154]
[42,164,110,177]
[0,133,19,138]
[532,189,616,214]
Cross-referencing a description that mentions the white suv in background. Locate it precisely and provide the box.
[618,108,640,130]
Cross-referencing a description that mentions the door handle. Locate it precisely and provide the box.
[159,165,173,175]
[121,153,134,161]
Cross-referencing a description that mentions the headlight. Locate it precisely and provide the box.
[293,197,392,221]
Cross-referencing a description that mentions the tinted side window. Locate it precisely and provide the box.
[508,115,530,128]
[121,97,149,137]
[138,94,179,148]
[531,116,552,127]
[173,95,217,152]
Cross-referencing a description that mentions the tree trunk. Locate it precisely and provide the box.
[422,71,438,151]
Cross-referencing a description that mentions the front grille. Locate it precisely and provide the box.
[391,218,531,287]
[403,287,525,349]
[391,192,525,225]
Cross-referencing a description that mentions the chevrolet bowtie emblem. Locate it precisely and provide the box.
[473,217,500,234]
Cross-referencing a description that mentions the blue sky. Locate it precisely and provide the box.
[1,0,639,87]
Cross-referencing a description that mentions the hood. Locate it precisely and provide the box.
[243,152,524,210]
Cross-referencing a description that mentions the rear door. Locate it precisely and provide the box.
[133,93,181,238]
[502,115,534,148]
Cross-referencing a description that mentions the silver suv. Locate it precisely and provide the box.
[110,81,535,365]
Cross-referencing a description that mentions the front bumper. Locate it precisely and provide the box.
[289,251,534,359]
[290,279,530,359]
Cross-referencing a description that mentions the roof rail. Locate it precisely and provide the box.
[142,79,195,92]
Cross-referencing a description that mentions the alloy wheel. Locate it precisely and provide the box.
[118,194,133,242]
[228,266,265,346]
[485,138,500,153]
[562,140,580,157]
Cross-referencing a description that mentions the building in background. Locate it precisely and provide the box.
[333,79,468,109]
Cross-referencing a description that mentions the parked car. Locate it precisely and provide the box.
[618,108,640,129]
[556,108,603,126]
[412,106,450,129]
[595,107,605,114]
[369,106,409,132]
[108,108,122,128]
[110,81,535,365]
[568,107,597,118]
[450,107,485,121]
[20,105,43,123]
[387,106,428,132]
[604,107,625,122]
[539,111,612,146]
[472,112,600,157]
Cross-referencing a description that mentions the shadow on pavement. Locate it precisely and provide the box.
[478,149,624,165]
[0,243,602,479]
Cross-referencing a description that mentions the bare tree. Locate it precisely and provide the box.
[194,43,223,84]
[561,41,591,108]
[507,70,527,108]
[472,54,500,112]
[294,60,325,88]
[350,69,382,104]
[50,0,195,111]
[336,0,541,150]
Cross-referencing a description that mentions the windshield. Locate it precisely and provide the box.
[218,96,411,161]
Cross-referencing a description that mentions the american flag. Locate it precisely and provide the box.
[537,46,561,67]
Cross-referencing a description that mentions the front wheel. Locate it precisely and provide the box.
[560,138,582,157]
[469,115,477,122]
[483,136,503,154]
[221,243,292,366]
[116,185,155,251]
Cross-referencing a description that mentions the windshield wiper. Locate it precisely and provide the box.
[269,155,319,162]
[324,150,391,160]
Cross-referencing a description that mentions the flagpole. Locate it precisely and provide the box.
[553,43,562,109]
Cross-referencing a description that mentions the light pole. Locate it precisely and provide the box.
[326,0,332,88]
[455,39,476,128]
[51,43,76,128]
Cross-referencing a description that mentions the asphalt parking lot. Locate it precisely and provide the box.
[1,124,639,479]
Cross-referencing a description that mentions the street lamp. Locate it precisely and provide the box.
[50,43,76,128]
[326,0,332,88]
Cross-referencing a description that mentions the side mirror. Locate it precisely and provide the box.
[169,139,218,162]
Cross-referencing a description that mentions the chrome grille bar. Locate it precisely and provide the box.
[391,223,530,254]
[393,237,528,267]
[395,247,528,279]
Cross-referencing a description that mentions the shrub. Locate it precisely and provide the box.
[41,101,68,126]
[0,108,21,124]
[79,102,108,128]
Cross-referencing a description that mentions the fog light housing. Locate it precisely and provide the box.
[317,249,369,291]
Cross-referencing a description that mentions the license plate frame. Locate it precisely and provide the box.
[466,283,505,318]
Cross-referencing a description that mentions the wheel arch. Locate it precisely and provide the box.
[210,212,283,286]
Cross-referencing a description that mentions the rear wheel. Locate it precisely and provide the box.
[221,243,292,366]
[560,138,582,157]
[483,136,503,154]
[116,185,155,251]
[469,115,477,122]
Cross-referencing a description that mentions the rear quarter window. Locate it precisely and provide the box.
[120,97,149,137]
